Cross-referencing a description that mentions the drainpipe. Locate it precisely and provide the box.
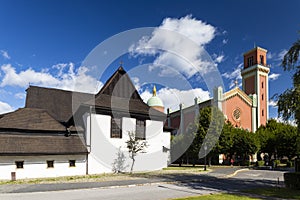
[179,103,184,134]
[167,108,171,128]
[86,105,93,175]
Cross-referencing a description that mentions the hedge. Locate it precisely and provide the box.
[284,172,300,189]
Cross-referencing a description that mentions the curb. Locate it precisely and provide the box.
[97,181,176,189]
[226,168,249,178]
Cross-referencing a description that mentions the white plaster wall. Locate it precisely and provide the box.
[0,155,86,180]
[88,113,171,173]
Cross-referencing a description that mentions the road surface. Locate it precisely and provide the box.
[0,168,287,200]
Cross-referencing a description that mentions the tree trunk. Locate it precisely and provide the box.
[130,155,135,174]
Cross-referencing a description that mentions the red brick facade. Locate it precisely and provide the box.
[168,47,269,133]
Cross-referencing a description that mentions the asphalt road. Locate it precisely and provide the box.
[0,168,287,200]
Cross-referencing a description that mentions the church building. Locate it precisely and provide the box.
[168,46,270,133]
[0,67,170,180]
[0,46,270,180]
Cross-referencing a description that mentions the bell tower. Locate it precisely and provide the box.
[241,46,270,127]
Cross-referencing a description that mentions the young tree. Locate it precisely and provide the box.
[126,131,148,173]
[192,106,225,165]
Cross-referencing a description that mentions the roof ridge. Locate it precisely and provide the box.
[26,85,93,95]
[224,87,252,105]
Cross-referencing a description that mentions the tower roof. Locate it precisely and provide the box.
[243,46,267,56]
[147,86,164,107]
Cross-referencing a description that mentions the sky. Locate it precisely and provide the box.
[0,0,299,122]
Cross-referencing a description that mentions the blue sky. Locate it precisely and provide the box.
[0,0,299,121]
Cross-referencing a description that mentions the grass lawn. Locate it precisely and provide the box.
[0,166,206,185]
[244,187,300,199]
[171,193,259,200]
[0,173,136,185]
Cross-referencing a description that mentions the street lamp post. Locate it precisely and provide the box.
[204,144,207,171]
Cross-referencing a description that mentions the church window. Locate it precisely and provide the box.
[233,108,241,121]
[262,94,264,101]
[262,82,264,89]
[262,109,264,117]
[136,119,146,140]
[247,56,253,67]
[69,160,76,167]
[15,161,24,169]
[260,55,264,65]
[47,160,54,168]
[111,118,122,138]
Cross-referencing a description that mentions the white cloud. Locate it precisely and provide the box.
[0,64,59,87]
[277,49,287,61]
[0,101,14,114]
[268,99,277,107]
[0,63,102,93]
[213,53,225,63]
[129,15,217,78]
[14,92,26,99]
[222,39,228,44]
[267,52,275,59]
[222,63,243,80]
[272,117,296,126]
[269,73,280,81]
[0,50,10,59]
[140,87,210,112]
[131,77,141,91]
[222,63,243,88]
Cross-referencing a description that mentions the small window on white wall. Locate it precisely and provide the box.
[47,160,54,168]
[111,118,122,138]
[136,119,146,140]
[69,160,76,167]
[15,161,24,169]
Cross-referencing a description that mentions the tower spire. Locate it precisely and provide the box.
[153,85,157,96]
[234,80,238,88]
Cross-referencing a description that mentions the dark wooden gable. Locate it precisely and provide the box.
[96,67,141,100]
[87,66,166,120]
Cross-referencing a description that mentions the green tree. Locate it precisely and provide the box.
[256,119,299,161]
[217,121,235,155]
[278,37,300,130]
[231,127,259,164]
[257,119,280,157]
[192,106,225,165]
[126,131,148,173]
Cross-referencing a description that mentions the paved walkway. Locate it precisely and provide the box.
[0,166,280,194]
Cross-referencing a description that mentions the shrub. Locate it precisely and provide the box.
[243,160,251,166]
[274,159,281,166]
[287,161,294,168]
[284,172,300,189]
[257,160,265,167]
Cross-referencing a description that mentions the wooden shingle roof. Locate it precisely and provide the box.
[25,86,93,123]
[84,67,166,119]
[0,133,87,155]
[0,108,66,132]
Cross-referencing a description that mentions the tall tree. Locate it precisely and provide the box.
[256,119,299,160]
[192,106,225,165]
[278,37,300,129]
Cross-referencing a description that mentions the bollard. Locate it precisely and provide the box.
[11,172,16,181]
